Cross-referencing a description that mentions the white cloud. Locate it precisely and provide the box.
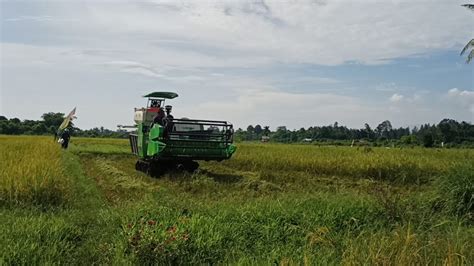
[2,1,473,129]
[3,1,472,70]
[176,85,473,129]
[103,61,165,78]
[376,82,398,92]
[447,88,474,115]
[390,93,404,102]
[448,88,474,98]
[5,0,470,67]
[4,15,77,22]
[177,86,382,129]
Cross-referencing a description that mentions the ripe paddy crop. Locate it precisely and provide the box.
[0,136,70,207]
[0,136,472,264]
[222,143,473,184]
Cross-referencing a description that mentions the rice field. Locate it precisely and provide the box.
[0,136,473,264]
[0,136,70,208]
[219,143,473,183]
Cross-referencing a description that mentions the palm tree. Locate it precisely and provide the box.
[460,4,474,63]
[461,39,474,63]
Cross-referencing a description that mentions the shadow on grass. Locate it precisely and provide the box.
[73,150,132,156]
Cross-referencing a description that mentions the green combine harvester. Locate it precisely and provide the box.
[127,92,236,176]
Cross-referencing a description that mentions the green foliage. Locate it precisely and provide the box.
[0,211,82,264]
[0,114,127,138]
[460,5,473,63]
[235,119,473,147]
[400,134,418,145]
[119,196,383,264]
[435,165,474,218]
[1,137,473,264]
[41,112,65,130]
[1,114,473,147]
[224,143,473,184]
[423,134,435,148]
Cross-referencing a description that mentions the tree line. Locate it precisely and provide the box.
[0,113,128,138]
[235,119,474,148]
[1,113,473,147]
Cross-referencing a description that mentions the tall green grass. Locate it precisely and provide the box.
[222,143,473,184]
[0,136,70,208]
[1,137,473,264]
[435,164,474,218]
[116,194,472,264]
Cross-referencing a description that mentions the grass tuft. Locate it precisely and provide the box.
[435,165,474,218]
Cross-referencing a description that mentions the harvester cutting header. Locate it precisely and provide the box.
[128,92,236,176]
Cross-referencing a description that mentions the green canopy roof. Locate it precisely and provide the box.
[143,92,179,99]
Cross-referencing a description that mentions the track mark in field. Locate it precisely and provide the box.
[61,152,123,264]
[200,163,259,180]
[79,154,159,204]
[203,162,371,185]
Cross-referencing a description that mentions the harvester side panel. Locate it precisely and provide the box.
[129,134,139,155]
[131,117,235,162]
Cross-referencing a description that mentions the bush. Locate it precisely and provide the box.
[422,134,434,148]
[435,165,473,218]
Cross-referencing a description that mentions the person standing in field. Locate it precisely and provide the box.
[152,103,165,126]
[60,129,71,149]
[163,105,174,138]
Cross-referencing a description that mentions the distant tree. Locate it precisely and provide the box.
[375,120,393,139]
[246,125,254,133]
[254,124,263,135]
[263,126,270,136]
[460,4,474,63]
[364,123,374,140]
[242,125,254,141]
[48,126,57,134]
[296,127,307,141]
[233,128,244,141]
[276,126,287,132]
[0,116,7,121]
[5,121,21,134]
[422,134,435,148]
[438,118,460,143]
[41,112,65,131]
[273,126,289,142]
[10,118,21,124]
[32,123,48,135]
[401,135,417,145]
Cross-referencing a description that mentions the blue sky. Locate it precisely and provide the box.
[1,0,473,130]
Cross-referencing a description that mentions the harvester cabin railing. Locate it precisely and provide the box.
[165,118,233,144]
